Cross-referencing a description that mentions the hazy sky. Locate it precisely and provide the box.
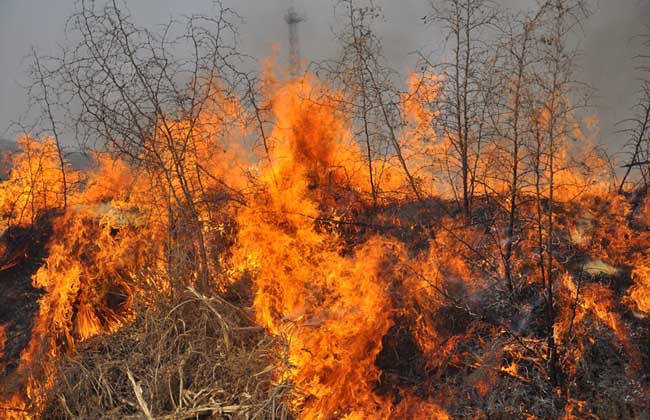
[1,0,649,154]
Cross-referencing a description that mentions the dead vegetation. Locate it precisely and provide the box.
[2,0,650,419]
[43,287,293,420]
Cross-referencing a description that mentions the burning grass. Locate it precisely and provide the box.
[1,94,650,420]
[1,2,650,416]
[2,184,650,418]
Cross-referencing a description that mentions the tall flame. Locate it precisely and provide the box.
[1,63,648,420]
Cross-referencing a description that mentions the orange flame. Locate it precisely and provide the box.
[1,61,648,420]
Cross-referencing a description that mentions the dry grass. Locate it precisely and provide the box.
[43,287,293,420]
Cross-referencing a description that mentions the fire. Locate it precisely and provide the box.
[0,135,69,229]
[0,141,158,417]
[628,258,650,316]
[0,324,5,360]
[1,50,649,420]
[231,77,448,418]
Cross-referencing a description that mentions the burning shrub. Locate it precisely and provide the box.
[0,135,70,229]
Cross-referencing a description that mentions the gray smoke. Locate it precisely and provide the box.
[1,0,649,153]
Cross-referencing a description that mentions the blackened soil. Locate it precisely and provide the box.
[0,215,53,386]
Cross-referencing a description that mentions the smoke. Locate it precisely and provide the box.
[581,0,650,153]
[1,0,649,152]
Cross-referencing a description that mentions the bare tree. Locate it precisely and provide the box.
[619,33,650,193]
[326,1,383,205]
[527,0,590,386]
[489,8,548,294]
[34,0,248,292]
[321,0,422,204]
[29,50,69,211]
[426,0,499,220]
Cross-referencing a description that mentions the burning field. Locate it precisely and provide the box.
[1,0,650,419]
